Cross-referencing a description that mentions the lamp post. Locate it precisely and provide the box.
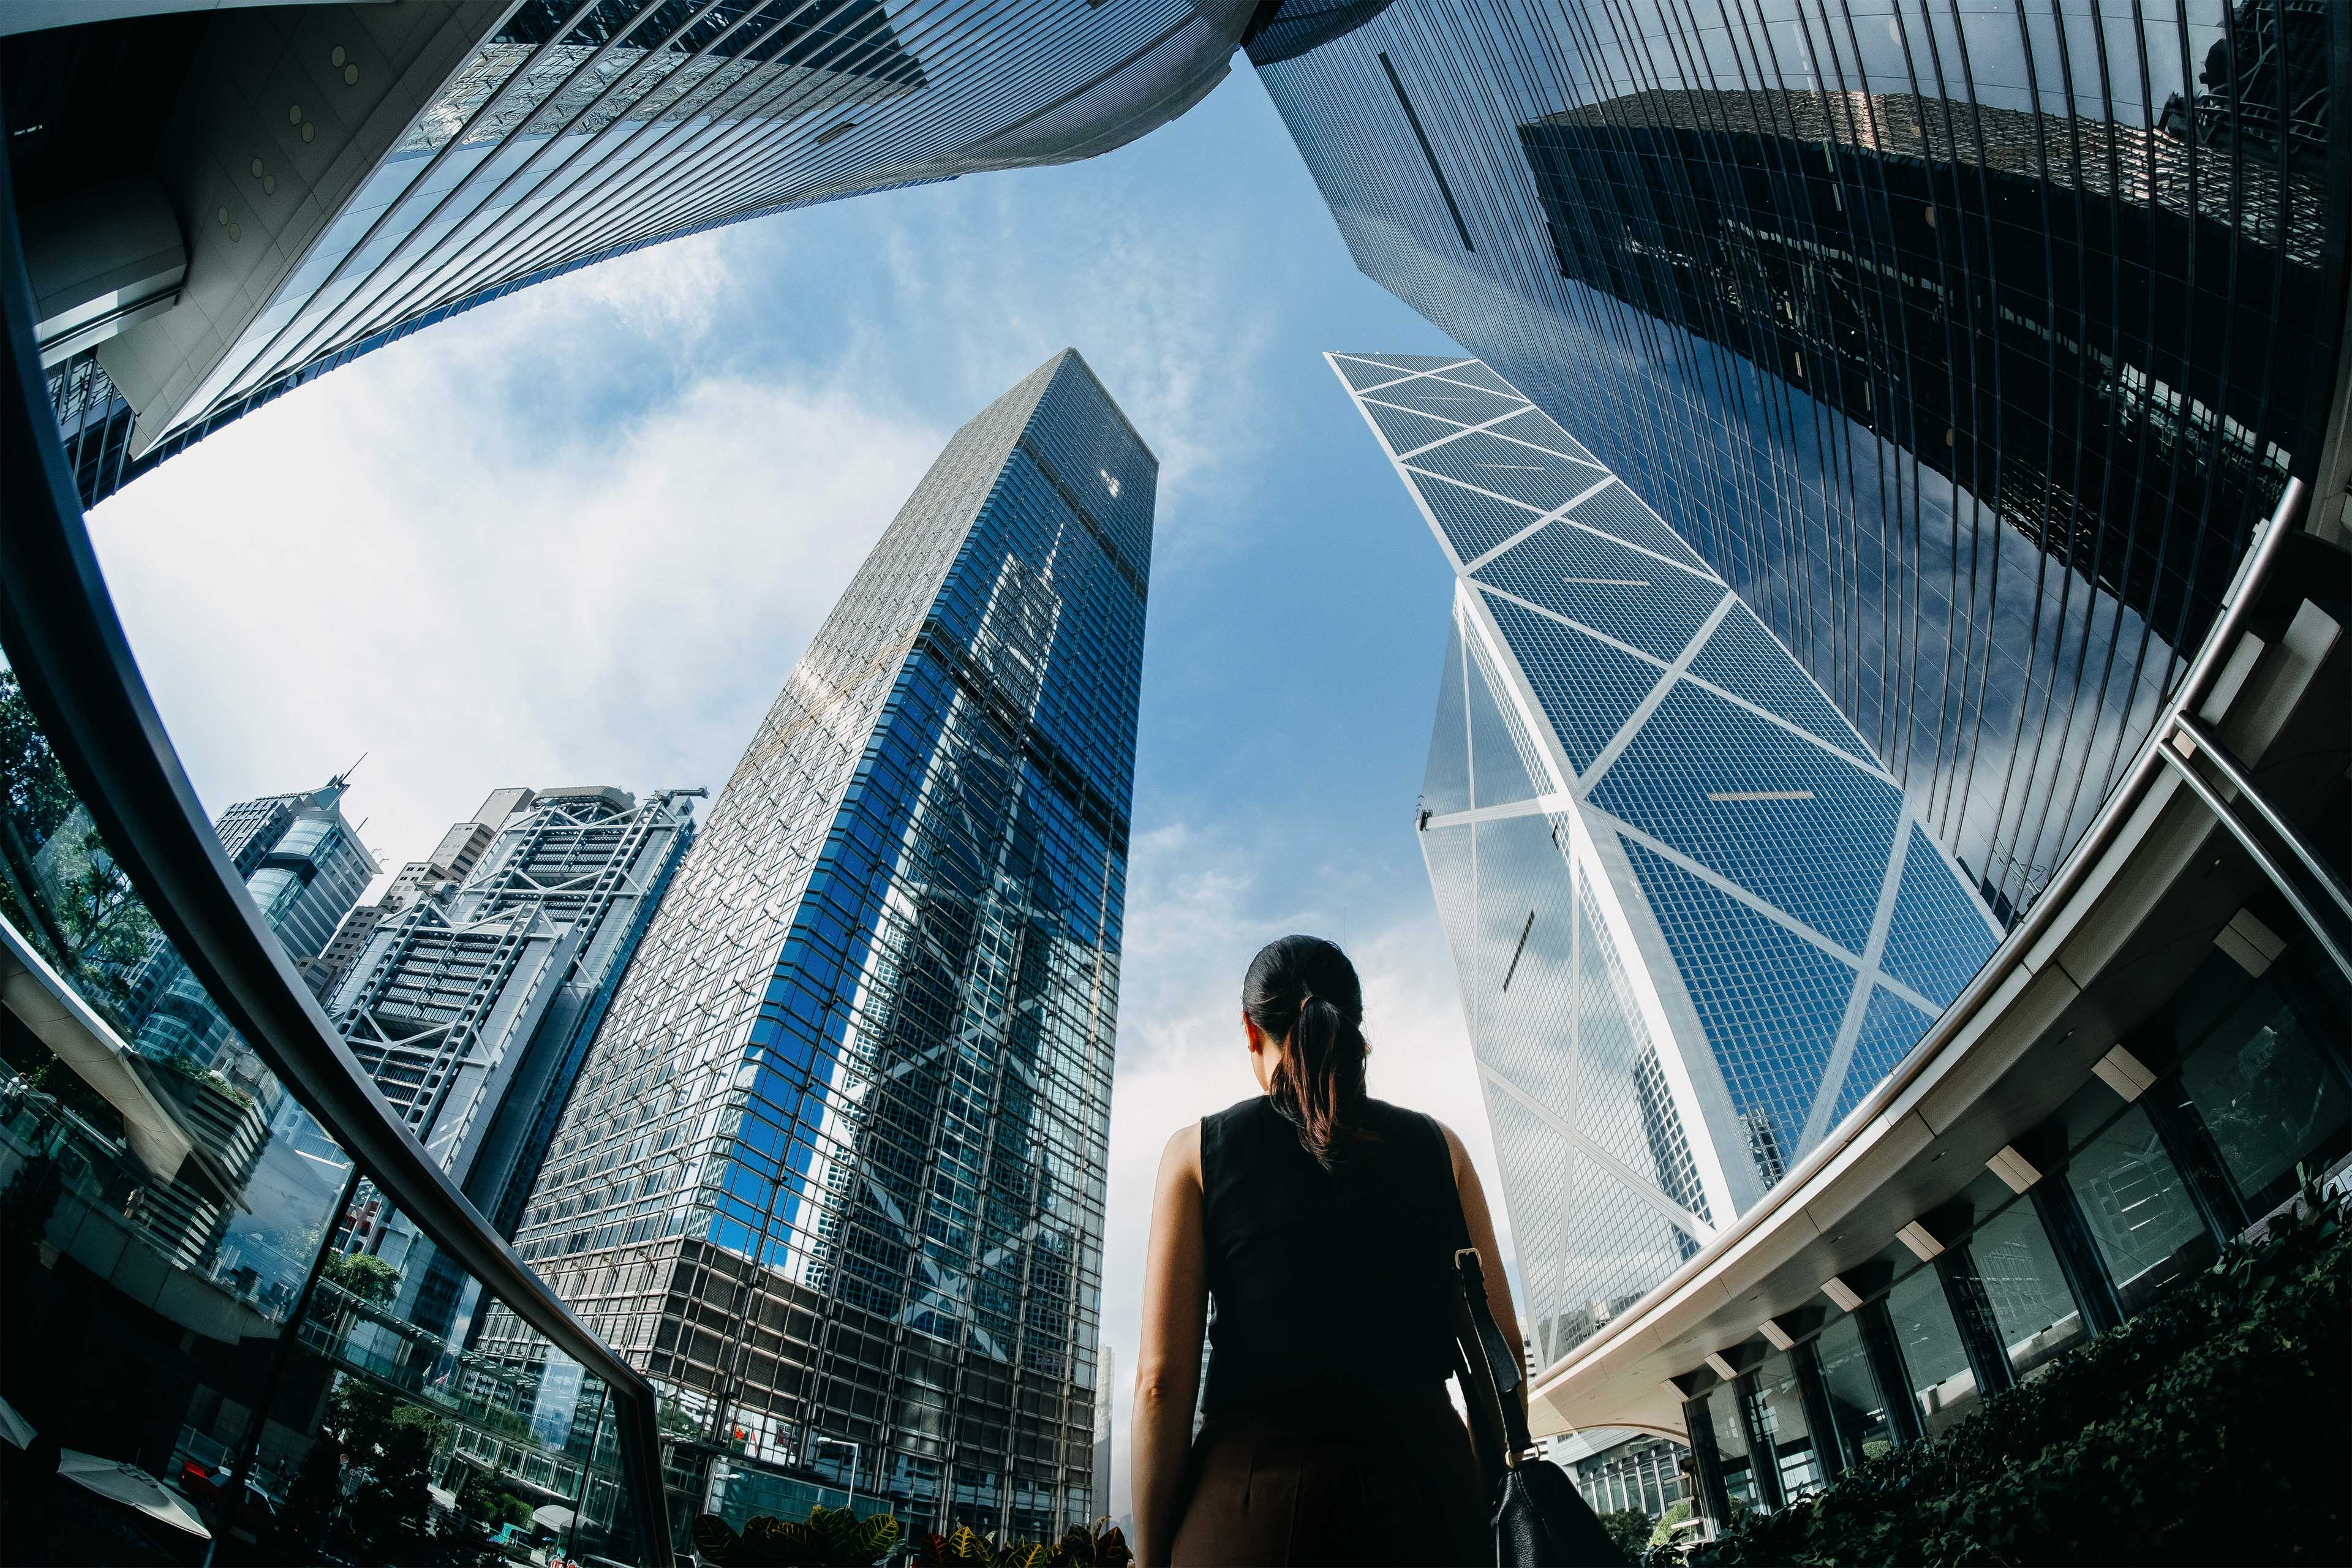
[810,1434,859,1515]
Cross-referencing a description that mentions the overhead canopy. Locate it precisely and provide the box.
[56,1450,211,1540]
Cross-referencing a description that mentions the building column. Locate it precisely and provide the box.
[1853,1298,1924,1447]
[1934,1246,2017,1402]
[2029,1177,2125,1335]
[1680,1395,1733,1534]
[1788,1338,1845,1482]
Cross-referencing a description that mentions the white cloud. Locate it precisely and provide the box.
[88,265,941,881]
[1096,818,1506,1518]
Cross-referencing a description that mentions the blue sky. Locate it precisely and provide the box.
[85,66,1504,1504]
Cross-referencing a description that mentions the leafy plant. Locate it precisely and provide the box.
[1646,1499,1692,1548]
[693,1504,900,1566]
[912,1518,1131,1568]
[1659,1183,2350,1567]
[1598,1507,1654,1561]
[322,1248,401,1306]
[692,1506,1129,1568]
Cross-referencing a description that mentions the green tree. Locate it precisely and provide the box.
[0,669,162,1024]
[1648,1499,1692,1548]
[1599,1507,1655,1561]
[323,1249,402,1306]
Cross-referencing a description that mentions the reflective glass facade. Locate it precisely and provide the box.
[1256,1,2348,926]
[1336,352,2000,1365]
[31,0,1256,505]
[0,668,662,1564]
[505,350,1150,1540]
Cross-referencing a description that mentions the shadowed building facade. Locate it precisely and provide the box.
[5,0,1258,505]
[1333,352,1999,1368]
[502,350,1151,1540]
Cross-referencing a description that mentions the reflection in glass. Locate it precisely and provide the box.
[2175,959,2352,1217]
[1883,1266,1975,1438]
[1705,1381,1755,1517]
[1812,1313,1893,1466]
[1746,1352,1822,1502]
[1967,1200,2088,1383]
[2065,1106,2211,1313]
[1254,1,2348,929]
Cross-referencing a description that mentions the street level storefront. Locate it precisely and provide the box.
[1529,488,2350,1539]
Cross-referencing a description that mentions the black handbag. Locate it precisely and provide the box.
[1430,1118,1628,1567]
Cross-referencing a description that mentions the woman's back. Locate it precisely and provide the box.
[1129,935,1516,1567]
[1199,1096,1458,1412]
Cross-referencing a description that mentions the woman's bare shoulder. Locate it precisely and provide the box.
[1158,1120,1202,1183]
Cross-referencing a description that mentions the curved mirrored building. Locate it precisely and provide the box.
[503,350,1150,1540]
[1254,0,2348,927]
[1333,352,2000,1365]
[6,0,1255,505]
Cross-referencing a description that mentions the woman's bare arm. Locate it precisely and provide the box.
[1131,1123,1207,1567]
[1442,1121,1526,1417]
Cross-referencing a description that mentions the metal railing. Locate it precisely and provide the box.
[0,93,673,1567]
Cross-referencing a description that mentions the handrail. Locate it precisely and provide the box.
[0,105,673,1566]
[1531,473,2312,1403]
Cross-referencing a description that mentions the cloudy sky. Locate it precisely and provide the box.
[86,67,1502,1510]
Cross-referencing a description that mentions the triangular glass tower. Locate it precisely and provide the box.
[1332,352,2001,1368]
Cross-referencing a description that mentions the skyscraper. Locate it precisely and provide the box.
[134,774,376,1070]
[122,774,375,1303]
[1250,1,2349,927]
[505,350,1150,1539]
[1332,352,2000,1365]
[330,785,698,1235]
[8,0,1259,505]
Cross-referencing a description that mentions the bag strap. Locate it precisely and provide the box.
[1425,1114,1536,1468]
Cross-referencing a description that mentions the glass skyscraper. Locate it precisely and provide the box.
[505,350,1150,1540]
[118,775,375,1307]
[1333,350,2000,1366]
[10,0,1258,507]
[1250,0,2348,929]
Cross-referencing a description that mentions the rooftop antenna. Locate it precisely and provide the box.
[340,751,369,783]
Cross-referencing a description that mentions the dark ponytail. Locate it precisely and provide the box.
[1245,935,1371,1168]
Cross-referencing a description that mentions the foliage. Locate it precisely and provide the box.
[1647,1499,1692,1548]
[691,1507,1132,1568]
[693,1504,901,1566]
[0,670,77,846]
[1659,1186,2351,1567]
[266,1378,454,1565]
[456,1464,533,1529]
[323,1248,402,1306]
[0,671,162,1023]
[1598,1508,1655,1561]
[913,1518,1131,1568]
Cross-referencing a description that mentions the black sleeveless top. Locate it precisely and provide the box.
[1198,1095,1463,1414]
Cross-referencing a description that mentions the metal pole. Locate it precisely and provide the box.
[2158,744,2352,984]
[2172,715,2352,927]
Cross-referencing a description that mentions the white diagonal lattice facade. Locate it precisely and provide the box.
[1331,352,2002,1368]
